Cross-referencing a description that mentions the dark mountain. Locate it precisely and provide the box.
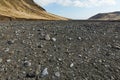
[89,11,120,20]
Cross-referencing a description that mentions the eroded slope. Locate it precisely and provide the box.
[0,0,68,20]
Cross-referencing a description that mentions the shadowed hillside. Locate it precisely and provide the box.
[89,11,120,20]
[0,0,68,20]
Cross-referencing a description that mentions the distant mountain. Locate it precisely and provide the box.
[89,11,120,20]
[0,0,68,21]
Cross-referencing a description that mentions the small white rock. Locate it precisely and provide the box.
[70,63,74,67]
[55,72,60,77]
[42,68,48,77]
[78,37,82,40]
[45,34,50,40]
[78,54,82,57]
[50,55,52,57]
[52,38,57,42]
[23,61,31,67]
[58,58,62,61]
[68,38,72,41]
[99,59,102,63]
[5,48,10,52]
[32,28,35,31]
[6,59,11,62]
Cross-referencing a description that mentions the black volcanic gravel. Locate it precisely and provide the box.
[0,21,120,80]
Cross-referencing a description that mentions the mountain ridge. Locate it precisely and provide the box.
[89,11,120,20]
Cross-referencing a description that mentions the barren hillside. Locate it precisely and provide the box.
[89,11,120,20]
[0,0,68,20]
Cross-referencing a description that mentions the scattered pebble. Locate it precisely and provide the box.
[98,59,102,63]
[5,48,10,52]
[104,33,106,35]
[41,68,48,77]
[52,38,57,42]
[78,37,82,40]
[105,65,110,68]
[6,59,11,62]
[70,63,74,68]
[58,58,62,61]
[7,40,14,45]
[112,44,120,50]
[45,34,50,40]
[78,54,82,57]
[38,44,44,48]
[32,28,35,31]
[55,72,60,77]
[68,37,72,41]
[43,49,48,53]
[15,30,20,36]
[23,61,31,67]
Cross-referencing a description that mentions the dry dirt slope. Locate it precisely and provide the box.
[0,0,68,20]
[0,21,120,80]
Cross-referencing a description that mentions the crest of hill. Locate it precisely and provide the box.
[89,11,120,20]
[0,0,68,21]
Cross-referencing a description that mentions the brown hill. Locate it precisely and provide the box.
[89,11,120,20]
[0,0,68,21]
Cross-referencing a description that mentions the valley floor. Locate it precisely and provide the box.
[0,21,120,80]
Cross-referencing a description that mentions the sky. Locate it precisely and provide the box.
[34,0,120,19]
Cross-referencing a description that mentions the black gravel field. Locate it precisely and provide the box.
[0,21,120,80]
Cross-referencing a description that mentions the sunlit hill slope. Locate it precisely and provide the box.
[0,0,68,21]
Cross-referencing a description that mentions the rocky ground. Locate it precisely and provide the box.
[0,21,120,80]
